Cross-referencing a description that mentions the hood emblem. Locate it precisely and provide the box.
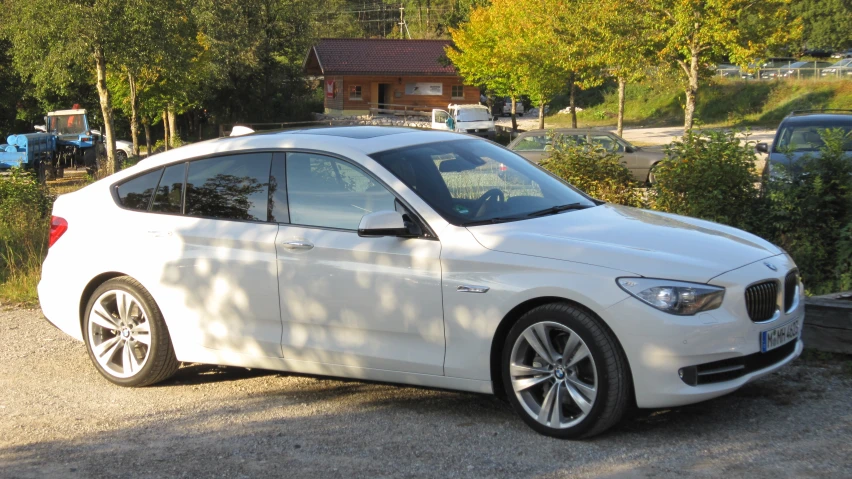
[764,262,778,272]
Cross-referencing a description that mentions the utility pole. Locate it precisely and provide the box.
[399,4,411,39]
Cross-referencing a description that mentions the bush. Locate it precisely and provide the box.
[650,129,765,232]
[765,129,852,294]
[0,169,52,304]
[540,135,644,207]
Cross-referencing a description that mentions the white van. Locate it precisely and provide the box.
[431,104,496,139]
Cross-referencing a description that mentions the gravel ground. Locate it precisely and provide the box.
[1,307,850,479]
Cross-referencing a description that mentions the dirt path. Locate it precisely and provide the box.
[1,307,849,478]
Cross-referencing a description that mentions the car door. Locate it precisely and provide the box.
[274,152,445,375]
[127,154,283,358]
[432,109,451,130]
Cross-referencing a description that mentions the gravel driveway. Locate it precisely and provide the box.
[1,307,850,479]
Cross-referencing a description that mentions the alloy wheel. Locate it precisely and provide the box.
[509,321,598,429]
[87,289,152,378]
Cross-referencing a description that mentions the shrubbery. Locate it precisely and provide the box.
[650,129,765,232]
[540,135,644,207]
[0,169,52,303]
[764,129,852,294]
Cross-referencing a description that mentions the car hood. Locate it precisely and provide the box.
[466,204,781,283]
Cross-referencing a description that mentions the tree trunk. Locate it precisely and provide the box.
[569,74,577,128]
[93,46,116,175]
[162,110,169,151]
[511,97,517,132]
[168,105,177,147]
[127,70,139,157]
[617,77,626,137]
[538,99,545,129]
[684,52,699,132]
[142,118,151,157]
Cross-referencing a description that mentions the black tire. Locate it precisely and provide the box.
[501,302,630,439]
[83,277,179,387]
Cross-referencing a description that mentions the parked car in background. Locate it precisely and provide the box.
[779,61,833,78]
[758,58,797,79]
[501,97,525,116]
[830,49,852,59]
[821,59,852,76]
[431,104,496,139]
[714,63,741,78]
[507,129,665,183]
[38,126,804,439]
[756,110,852,175]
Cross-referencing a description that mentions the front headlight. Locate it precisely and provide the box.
[617,277,725,316]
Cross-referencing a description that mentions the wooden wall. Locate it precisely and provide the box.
[324,75,480,114]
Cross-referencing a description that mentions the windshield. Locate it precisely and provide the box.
[787,62,808,68]
[831,59,852,67]
[49,114,87,135]
[456,108,490,122]
[370,139,596,226]
[776,125,852,152]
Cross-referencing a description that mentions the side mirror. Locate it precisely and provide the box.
[625,145,635,153]
[358,210,417,238]
[756,142,769,154]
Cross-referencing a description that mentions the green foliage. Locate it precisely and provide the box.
[765,129,852,294]
[0,169,52,304]
[792,0,852,50]
[540,135,644,207]
[650,130,764,231]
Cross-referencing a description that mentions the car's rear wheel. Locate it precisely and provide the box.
[502,302,629,438]
[115,149,128,166]
[83,277,178,387]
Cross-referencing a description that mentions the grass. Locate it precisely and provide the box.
[546,76,852,129]
[0,172,90,307]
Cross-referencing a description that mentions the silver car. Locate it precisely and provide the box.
[507,129,665,183]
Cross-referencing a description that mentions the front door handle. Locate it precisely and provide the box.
[281,240,314,250]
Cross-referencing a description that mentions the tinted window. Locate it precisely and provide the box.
[513,134,547,151]
[286,153,396,230]
[371,140,595,226]
[269,154,289,223]
[589,134,625,152]
[185,154,272,221]
[151,163,186,213]
[117,168,163,211]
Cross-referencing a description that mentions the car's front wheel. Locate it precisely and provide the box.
[83,277,179,387]
[502,302,630,438]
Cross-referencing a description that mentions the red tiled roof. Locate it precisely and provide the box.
[304,38,457,76]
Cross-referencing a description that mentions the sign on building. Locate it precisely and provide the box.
[405,82,442,96]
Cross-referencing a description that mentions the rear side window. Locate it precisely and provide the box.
[117,168,163,211]
[185,154,272,221]
[151,163,186,213]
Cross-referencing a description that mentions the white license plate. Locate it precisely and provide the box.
[760,319,800,353]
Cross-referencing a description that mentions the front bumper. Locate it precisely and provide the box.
[604,254,804,408]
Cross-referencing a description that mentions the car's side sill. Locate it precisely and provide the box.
[179,348,495,395]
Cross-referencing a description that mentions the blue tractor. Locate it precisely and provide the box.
[0,108,104,181]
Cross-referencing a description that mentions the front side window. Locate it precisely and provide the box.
[185,154,272,221]
[117,168,163,211]
[286,153,396,230]
[371,140,595,226]
[776,125,852,152]
[513,134,548,151]
[589,134,625,153]
[349,85,362,100]
[151,163,186,213]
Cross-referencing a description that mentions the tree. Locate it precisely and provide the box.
[792,0,852,50]
[641,0,797,131]
[591,1,655,136]
[4,0,130,175]
[447,0,526,131]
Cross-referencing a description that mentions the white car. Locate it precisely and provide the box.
[431,104,496,139]
[38,127,804,438]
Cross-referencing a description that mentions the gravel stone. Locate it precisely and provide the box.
[1,307,850,478]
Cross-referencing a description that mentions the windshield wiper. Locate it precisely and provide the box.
[462,216,526,226]
[526,202,594,218]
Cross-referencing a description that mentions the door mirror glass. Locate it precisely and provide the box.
[358,210,413,237]
[756,142,769,154]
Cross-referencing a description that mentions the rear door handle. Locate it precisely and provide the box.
[281,240,314,250]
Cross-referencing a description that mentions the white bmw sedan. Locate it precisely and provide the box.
[39,127,804,438]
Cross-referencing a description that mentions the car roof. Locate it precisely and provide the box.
[780,112,852,126]
[517,128,612,136]
[108,127,479,183]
